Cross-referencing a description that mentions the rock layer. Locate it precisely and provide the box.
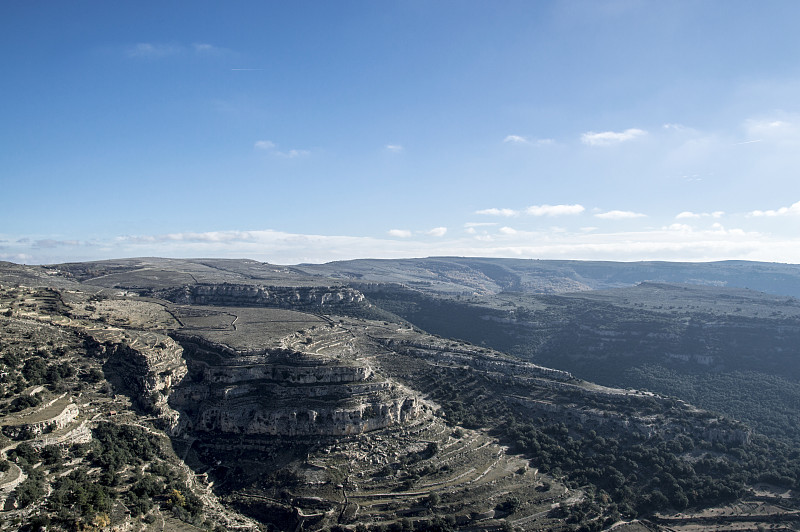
[170,337,423,437]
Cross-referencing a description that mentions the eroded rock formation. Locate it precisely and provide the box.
[170,336,424,437]
[161,284,366,312]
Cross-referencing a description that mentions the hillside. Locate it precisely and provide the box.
[1,258,799,531]
[296,257,800,298]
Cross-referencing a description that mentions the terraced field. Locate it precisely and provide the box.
[4,259,800,530]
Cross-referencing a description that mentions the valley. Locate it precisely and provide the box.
[1,257,800,531]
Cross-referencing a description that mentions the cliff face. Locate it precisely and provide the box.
[202,362,373,386]
[169,338,424,437]
[160,284,366,312]
[91,330,188,434]
[188,395,421,436]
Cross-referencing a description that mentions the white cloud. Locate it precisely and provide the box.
[464,222,498,228]
[676,211,724,219]
[526,204,585,216]
[749,200,800,217]
[741,117,800,145]
[279,149,310,158]
[744,119,794,136]
[5,222,800,265]
[254,140,309,158]
[581,128,647,146]
[425,227,447,237]
[254,140,276,150]
[386,144,403,153]
[665,223,693,232]
[126,42,231,59]
[663,123,692,131]
[126,43,183,58]
[475,208,518,217]
[594,210,647,220]
[503,135,554,146]
[191,43,230,55]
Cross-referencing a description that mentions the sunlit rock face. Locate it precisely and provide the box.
[162,284,366,311]
[169,337,424,437]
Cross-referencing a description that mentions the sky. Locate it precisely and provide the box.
[3,1,800,265]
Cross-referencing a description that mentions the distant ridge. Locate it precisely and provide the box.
[295,257,800,298]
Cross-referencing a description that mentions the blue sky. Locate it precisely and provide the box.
[3,1,800,264]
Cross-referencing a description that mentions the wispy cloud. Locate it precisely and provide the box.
[191,42,229,55]
[581,128,647,146]
[126,42,232,59]
[280,149,310,158]
[5,221,800,265]
[594,210,647,220]
[126,43,183,58]
[664,223,693,232]
[663,123,693,132]
[254,140,309,158]
[254,140,276,150]
[741,117,800,145]
[33,239,84,249]
[503,135,554,146]
[744,119,794,136]
[749,200,800,217]
[385,144,403,153]
[478,204,586,218]
[425,227,447,237]
[526,204,585,216]
[475,208,518,217]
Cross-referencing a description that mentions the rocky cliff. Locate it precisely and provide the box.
[169,337,424,437]
[160,284,367,312]
[89,329,188,434]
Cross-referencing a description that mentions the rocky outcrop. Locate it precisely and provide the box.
[171,338,424,437]
[191,395,421,436]
[202,362,373,386]
[2,400,79,439]
[90,330,188,434]
[159,284,366,312]
[377,338,574,382]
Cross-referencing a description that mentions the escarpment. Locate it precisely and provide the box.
[169,335,424,437]
[159,283,367,312]
[89,329,188,433]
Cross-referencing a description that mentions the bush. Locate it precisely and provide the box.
[14,476,46,508]
[9,393,42,413]
[495,496,521,514]
[49,470,113,518]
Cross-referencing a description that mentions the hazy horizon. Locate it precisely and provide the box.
[4,1,800,264]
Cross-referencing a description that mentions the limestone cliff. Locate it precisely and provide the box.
[159,284,366,312]
[169,337,424,437]
[88,330,188,434]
